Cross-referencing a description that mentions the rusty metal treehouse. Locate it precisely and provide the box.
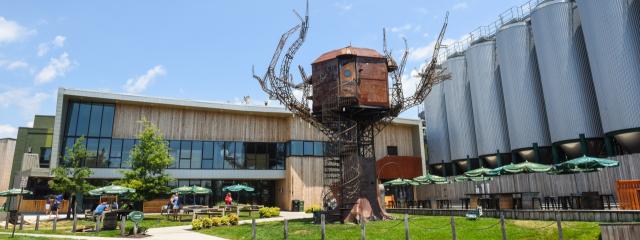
[253,2,448,222]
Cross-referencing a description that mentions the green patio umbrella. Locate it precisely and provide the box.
[413,173,448,184]
[0,189,33,196]
[551,155,620,194]
[222,184,254,205]
[454,175,492,182]
[382,178,420,186]
[88,184,135,196]
[464,167,497,177]
[490,161,553,175]
[171,185,213,205]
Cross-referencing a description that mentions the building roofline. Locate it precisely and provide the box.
[58,88,421,125]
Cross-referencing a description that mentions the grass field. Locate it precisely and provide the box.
[199,215,601,240]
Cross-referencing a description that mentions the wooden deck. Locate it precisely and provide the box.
[388,208,640,222]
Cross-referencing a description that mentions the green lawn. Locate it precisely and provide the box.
[199,215,601,240]
[0,235,72,240]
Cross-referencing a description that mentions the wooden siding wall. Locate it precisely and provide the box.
[416,154,640,201]
[600,223,640,240]
[374,124,417,159]
[277,156,324,211]
[289,118,328,141]
[113,103,290,141]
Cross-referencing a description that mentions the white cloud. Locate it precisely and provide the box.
[0,88,50,118]
[123,65,166,94]
[37,35,66,56]
[409,38,457,61]
[0,16,34,44]
[25,121,34,128]
[390,24,412,33]
[35,52,72,84]
[334,2,352,11]
[0,124,18,138]
[452,2,469,11]
[0,59,28,71]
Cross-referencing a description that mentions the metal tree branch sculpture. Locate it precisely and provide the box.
[254,2,448,222]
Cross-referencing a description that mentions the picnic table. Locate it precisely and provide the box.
[466,191,539,209]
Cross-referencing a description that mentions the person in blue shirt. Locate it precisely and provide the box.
[94,202,109,221]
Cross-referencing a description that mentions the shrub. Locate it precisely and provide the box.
[125,226,148,235]
[192,218,204,230]
[220,216,230,225]
[305,204,322,213]
[202,217,214,228]
[227,213,239,225]
[211,217,222,227]
[259,207,281,218]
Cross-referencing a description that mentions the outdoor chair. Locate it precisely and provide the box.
[600,194,616,209]
[84,209,94,220]
[544,196,558,210]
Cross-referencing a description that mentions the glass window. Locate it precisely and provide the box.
[245,143,256,169]
[191,141,202,169]
[76,103,92,137]
[203,142,214,159]
[235,142,245,169]
[109,158,122,168]
[314,142,324,156]
[97,138,110,168]
[290,141,303,156]
[178,180,189,187]
[268,143,278,170]
[213,142,224,169]
[202,159,213,169]
[85,138,99,167]
[88,104,103,137]
[110,139,122,158]
[180,141,191,168]
[387,146,398,156]
[121,139,135,168]
[256,143,268,169]
[224,141,235,169]
[180,141,191,159]
[277,143,286,170]
[65,102,80,136]
[100,104,115,137]
[40,148,52,168]
[61,137,75,166]
[303,141,314,156]
[169,140,180,168]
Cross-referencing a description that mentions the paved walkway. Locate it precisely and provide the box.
[1,211,312,240]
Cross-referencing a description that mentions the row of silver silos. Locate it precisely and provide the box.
[423,0,640,173]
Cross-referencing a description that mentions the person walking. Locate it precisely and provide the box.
[45,198,51,217]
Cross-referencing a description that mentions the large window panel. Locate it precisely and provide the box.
[88,104,103,137]
[235,142,245,169]
[85,138,99,167]
[256,143,268,169]
[213,142,224,169]
[276,143,286,170]
[97,138,110,168]
[110,139,122,158]
[202,159,213,169]
[203,142,214,159]
[268,143,278,170]
[180,141,192,159]
[121,139,135,168]
[314,142,324,156]
[223,141,235,169]
[303,141,314,156]
[191,141,202,169]
[290,141,303,156]
[245,143,256,170]
[76,103,92,137]
[169,140,180,169]
[65,102,80,136]
[100,104,115,137]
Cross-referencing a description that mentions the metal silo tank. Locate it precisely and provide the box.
[424,83,451,166]
[466,40,511,165]
[496,20,553,163]
[443,56,478,167]
[576,0,640,153]
[531,0,603,158]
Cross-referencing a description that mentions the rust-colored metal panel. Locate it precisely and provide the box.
[376,156,422,180]
[357,57,389,107]
[312,58,339,113]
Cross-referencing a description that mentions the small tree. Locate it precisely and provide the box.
[117,118,174,206]
[49,136,94,220]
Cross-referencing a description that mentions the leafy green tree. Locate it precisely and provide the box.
[117,118,174,206]
[49,136,94,220]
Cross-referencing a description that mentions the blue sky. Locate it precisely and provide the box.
[0,0,523,138]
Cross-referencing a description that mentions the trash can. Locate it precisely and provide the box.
[291,200,300,212]
[298,200,304,212]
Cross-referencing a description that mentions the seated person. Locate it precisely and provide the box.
[94,202,109,221]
